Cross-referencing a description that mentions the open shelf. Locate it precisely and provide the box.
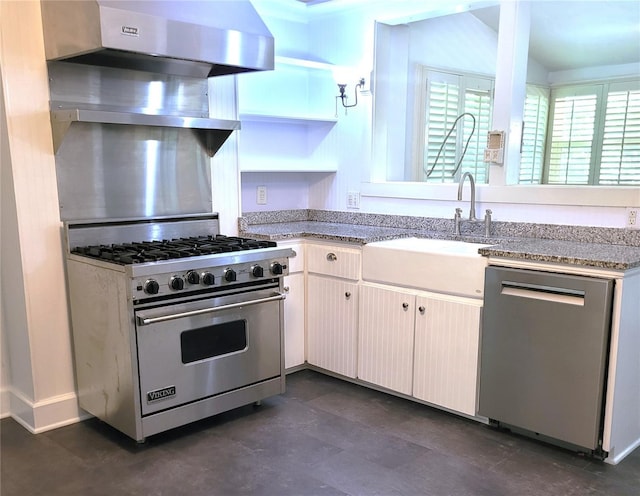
[240,112,337,126]
[237,55,338,174]
[240,158,338,173]
[274,55,335,71]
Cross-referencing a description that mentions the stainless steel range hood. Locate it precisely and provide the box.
[41,0,274,78]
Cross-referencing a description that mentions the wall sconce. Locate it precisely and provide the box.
[334,73,366,117]
[336,77,365,109]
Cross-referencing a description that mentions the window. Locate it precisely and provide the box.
[600,85,640,185]
[526,80,640,186]
[544,85,599,184]
[519,85,549,184]
[417,69,493,184]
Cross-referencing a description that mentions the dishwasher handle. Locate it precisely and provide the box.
[500,280,585,306]
[137,292,286,325]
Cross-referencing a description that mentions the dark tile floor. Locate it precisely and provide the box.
[2,370,639,496]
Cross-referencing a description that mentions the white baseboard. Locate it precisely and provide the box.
[0,387,10,419]
[606,437,640,465]
[6,387,89,433]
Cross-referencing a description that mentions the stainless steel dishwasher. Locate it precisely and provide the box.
[479,266,614,458]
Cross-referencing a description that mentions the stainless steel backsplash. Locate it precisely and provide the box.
[48,62,218,221]
[48,62,210,117]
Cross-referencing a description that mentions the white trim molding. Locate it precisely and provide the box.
[0,387,10,419]
[6,388,89,433]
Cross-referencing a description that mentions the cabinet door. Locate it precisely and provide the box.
[413,294,482,416]
[307,275,358,378]
[358,284,415,395]
[283,273,305,370]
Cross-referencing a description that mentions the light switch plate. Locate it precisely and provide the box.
[347,191,360,209]
[257,185,267,205]
[626,207,639,229]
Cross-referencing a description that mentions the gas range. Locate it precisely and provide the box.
[63,214,294,442]
[66,215,294,302]
[71,235,279,264]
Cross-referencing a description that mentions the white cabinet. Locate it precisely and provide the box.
[307,275,359,377]
[306,242,361,378]
[302,240,483,415]
[413,293,482,416]
[359,282,482,415]
[284,272,305,370]
[358,284,415,395]
[281,241,305,370]
[306,242,361,279]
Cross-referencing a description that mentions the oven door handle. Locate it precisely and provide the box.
[137,292,286,326]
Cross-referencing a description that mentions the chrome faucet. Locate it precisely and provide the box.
[457,172,477,221]
[454,172,493,236]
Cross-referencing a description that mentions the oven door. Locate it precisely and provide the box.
[135,287,285,416]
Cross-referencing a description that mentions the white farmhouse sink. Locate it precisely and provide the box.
[362,237,492,298]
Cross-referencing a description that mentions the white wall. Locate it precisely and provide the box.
[1,0,83,431]
[408,12,498,74]
[241,172,312,211]
[242,0,640,228]
[1,68,11,418]
[209,75,242,235]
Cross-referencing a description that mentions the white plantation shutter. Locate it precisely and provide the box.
[421,69,492,183]
[545,86,599,184]
[538,80,640,186]
[461,87,492,183]
[424,76,460,182]
[599,84,640,185]
[520,85,549,184]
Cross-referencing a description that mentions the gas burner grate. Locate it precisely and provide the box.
[71,235,277,264]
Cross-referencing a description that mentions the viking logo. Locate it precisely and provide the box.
[121,26,139,37]
[147,386,176,403]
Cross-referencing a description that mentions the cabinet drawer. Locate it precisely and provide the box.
[307,243,361,280]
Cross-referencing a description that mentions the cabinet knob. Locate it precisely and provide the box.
[402,302,409,310]
[283,286,290,293]
[326,252,337,262]
[418,306,425,314]
[345,292,351,299]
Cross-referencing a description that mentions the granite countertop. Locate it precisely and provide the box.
[240,220,423,243]
[241,219,640,271]
[477,239,640,271]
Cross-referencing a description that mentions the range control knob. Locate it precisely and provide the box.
[224,268,237,282]
[201,272,215,286]
[169,276,184,291]
[270,262,283,275]
[186,270,200,285]
[251,265,264,278]
[144,279,160,295]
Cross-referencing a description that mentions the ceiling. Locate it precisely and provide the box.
[293,0,640,71]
